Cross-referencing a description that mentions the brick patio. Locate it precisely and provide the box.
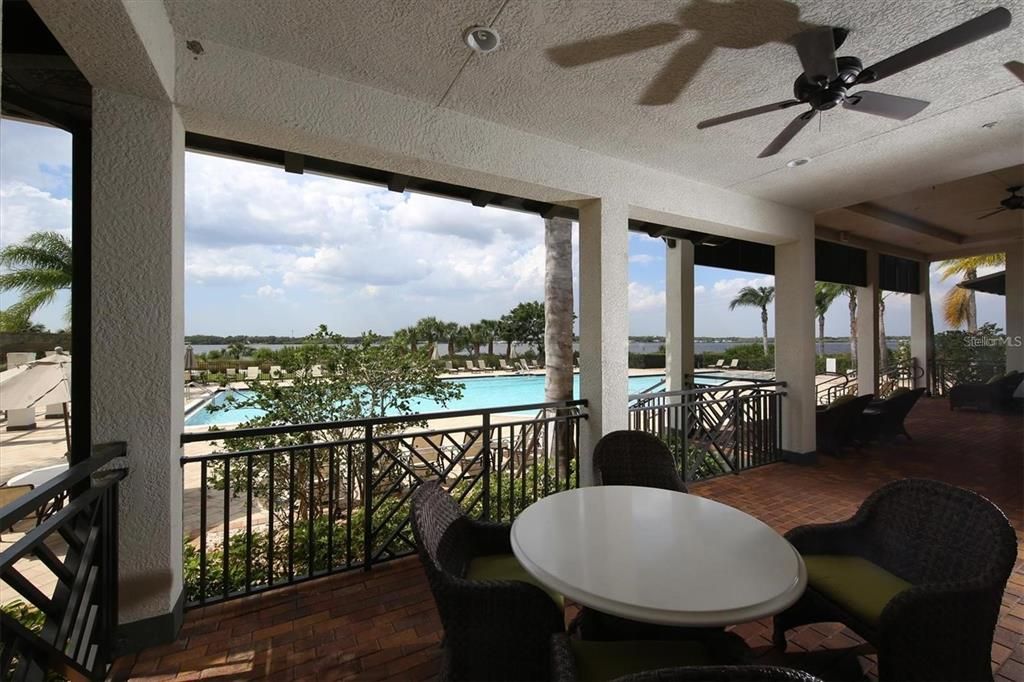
[121,397,1023,681]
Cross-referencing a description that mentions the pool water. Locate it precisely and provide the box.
[185,373,723,427]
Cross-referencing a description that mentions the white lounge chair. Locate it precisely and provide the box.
[445,360,460,373]
[498,359,512,371]
[311,365,324,378]
[246,366,260,380]
[519,359,530,372]
[729,359,740,369]
[226,368,237,379]
[270,365,283,379]
[713,359,725,368]
[465,360,480,373]
[477,359,491,372]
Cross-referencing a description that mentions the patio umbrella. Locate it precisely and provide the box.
[0,349,72,452]
[430,343,441,361]
[185,344,197,370]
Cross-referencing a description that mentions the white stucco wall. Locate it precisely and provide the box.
[92,88,185,625]
[857,252,881,396]
[665,240,695,392]
[774,235,817,455]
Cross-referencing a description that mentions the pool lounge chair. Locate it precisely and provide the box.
[445,360,460,373]
[527,360,540,370]
[226,368,237,380]
[519,359,530,372]
[465,360,480,373]
[311,365,324,378]
[245,366,260,381]
[477,359,491,372]
[498,359,512,371]
[270,365,283,379]
[728,359,740,369]
[712,359,725,368]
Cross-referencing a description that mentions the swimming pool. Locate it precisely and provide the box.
[184,373,724,427]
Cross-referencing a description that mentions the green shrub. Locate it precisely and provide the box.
[628,353,665,369]
[0,600,64,681]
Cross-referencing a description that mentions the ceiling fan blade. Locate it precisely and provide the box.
[1005,61,1024,83]
[977,207,1008,220]
[843,91,930,120]
[639,39,715,105]
[546,23,682,67]
[794,26,838,83]
[758,110,817,158]
[697,100,803,129]
[857,7,1012,84]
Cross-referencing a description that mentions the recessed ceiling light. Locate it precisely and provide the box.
[786,157,811,168]
[981,121,999,129]
[464,26,500,54]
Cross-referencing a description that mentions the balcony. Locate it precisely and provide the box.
[119,397,1022,681]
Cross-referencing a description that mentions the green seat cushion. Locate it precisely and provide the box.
[570,639,711,682]
[804,554,913,626]
[466,554,563,610]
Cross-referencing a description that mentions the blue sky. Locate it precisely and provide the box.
[0,118,1006,339]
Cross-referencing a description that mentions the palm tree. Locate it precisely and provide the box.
[414,317,443,356]
[0,231,73,323]
[814,283,841,356]
[438,321,461,358]
[498,317,517,358]
[467,323,489,358]
[544,217,575,479]
[938,253,1006,331]
[728,286,775,355]
[479,319,500,356]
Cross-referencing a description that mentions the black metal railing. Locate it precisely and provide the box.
[0,443,126,682]
[628,382,785,482]
[928,359,1006,397]
[816,373,856,405]
[878,362,918,394]
[180,401,586,607]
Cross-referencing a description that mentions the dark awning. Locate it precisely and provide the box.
[957,271,1006,296]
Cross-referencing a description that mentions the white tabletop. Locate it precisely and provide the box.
[510,486,806,627]
[6,463,68,489]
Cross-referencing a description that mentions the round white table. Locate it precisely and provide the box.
[510,485,806,627]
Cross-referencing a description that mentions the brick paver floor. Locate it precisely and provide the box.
[121,397,1023,681]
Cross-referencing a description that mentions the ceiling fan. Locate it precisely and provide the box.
[697,7,1012,158]
[978,186,1023,219]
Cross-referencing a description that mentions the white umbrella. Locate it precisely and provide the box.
[430,343,441,361]
[0,349,72,453]
[185,344,197,371]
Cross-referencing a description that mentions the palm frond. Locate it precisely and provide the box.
[938,253,1005,282]
[942,286,973,329]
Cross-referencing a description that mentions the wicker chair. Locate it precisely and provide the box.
[774,479,1017,682]
[593,430,687,492]
[410,481,563,681]
[550,633,821,682]
[814,394,875,455]
[950,370,1022,412]
[861,388,925,442]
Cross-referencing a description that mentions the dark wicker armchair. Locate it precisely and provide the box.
[551,633,821,682]
[410,481,564,681]
[861,387,925,442]
[815,393,874,455]
[593,430,687,492]
[774,479,1017,682]
[950,370,1022,412]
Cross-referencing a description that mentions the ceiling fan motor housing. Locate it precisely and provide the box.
[793,56,863,110]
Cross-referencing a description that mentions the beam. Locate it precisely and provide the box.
[387,174,408,193]
[815,225,927,262]
[843,203,964,244]
[283,152,304,174]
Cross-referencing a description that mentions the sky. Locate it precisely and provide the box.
[0,117,1007,339]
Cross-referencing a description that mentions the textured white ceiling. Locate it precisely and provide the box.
[164,0,1024,215]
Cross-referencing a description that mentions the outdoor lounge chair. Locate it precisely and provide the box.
[774,479,1017,682]
[445,360,459,373]
[527,360,540,370]
[245,366,260,380]
[270,365,283,379]
[711,359,725,368]
[465,360,480,373]
[411,481,564,681]
[477,359,491,372]
[225,368,237,379]
[498,359,512,371]
[949,370,1022,412]
[728,359,740,369]
[861,387,925,442]
[815,393,875,455]
[550,633,822,682]
[519,359,531,372]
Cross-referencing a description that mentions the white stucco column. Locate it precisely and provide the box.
[92,88,185,642]
[857,252,881,395]
[910,260,934,390]
[578,198,630,485]
[665,239,695,392]
[1006,239,1024,372]
[774,235,816,457]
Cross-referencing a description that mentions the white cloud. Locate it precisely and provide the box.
[256,285,285,300]
[629,254,659,265]
[0,182,71,248]
[628,282,665,312]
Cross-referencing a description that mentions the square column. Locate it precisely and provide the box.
[665,239,695,392]
[92,88,185,648]
[857,252,881,395]
[1006,238,1024,372]
[774,233,815,456]
[910,260,934,390]
[578,198,630,485]
[774,235,817,458]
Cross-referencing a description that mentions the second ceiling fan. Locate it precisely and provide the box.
[697,7,1013,158]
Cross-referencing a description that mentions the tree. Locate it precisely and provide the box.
[438,321,460,357]
[938,253,1006,331]
[479,319,500,356]
[814,283,842,356]
[210,326,462,522]
[0,309,47,333]
[498,318,517,358]
[544,217,575,479]
[501,301,545,356]
[467,323,488,358]
[225,342,254,359]
[728,286,775,355]
[414,317,444,356]
[0,231,73,323]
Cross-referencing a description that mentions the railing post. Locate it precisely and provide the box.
[682,392,690,482]
[482,412,491,521]
[732,388,741,474]
[363,423,373,571]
